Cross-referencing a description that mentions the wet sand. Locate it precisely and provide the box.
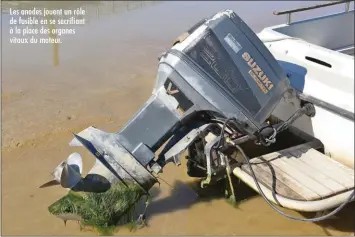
[2,1,354,235]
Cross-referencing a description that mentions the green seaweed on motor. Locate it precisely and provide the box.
[48,182,147,235]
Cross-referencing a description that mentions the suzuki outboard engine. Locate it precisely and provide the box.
[69,10,296,193]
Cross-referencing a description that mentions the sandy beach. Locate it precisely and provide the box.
[2,1,354,235]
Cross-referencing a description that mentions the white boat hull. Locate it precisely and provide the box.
[310,106,354,168]
[257,10,354,168]
[273,96,354,168]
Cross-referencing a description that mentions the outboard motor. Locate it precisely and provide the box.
[68,10,304,194]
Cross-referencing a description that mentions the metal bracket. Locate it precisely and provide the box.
[163,123,213,165]
[201,136,220,188]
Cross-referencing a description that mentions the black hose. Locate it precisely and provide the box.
[276,103,315,133]
[214,112,354,221]
[234,144,355,222]
[256,103,315,146]
[210,118,235,134]
[213,117,236,149]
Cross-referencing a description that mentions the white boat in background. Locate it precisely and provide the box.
[257,1,354,168]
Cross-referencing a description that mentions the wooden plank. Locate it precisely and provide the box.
[259,151,334,198]
[242,162,306,201]
[297,148,354,189]
[287,149,347,194]
[300,148,354,177]
[245,157,321,201]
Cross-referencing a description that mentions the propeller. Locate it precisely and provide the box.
[40,152,83,189]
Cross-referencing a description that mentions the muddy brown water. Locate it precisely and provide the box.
[2,1,354,235]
